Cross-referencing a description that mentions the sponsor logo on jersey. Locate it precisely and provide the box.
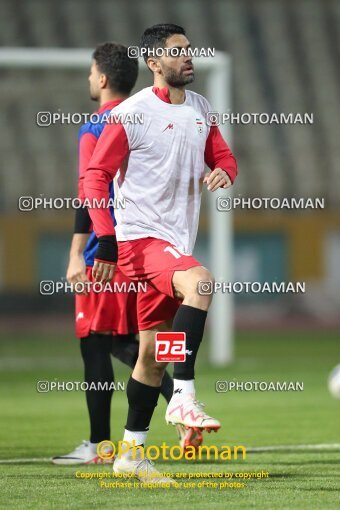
[162,123,174,132]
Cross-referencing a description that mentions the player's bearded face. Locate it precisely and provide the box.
[160,58,195,87]
[158,35,195,87]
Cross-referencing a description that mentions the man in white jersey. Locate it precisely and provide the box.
[83,24,237,482]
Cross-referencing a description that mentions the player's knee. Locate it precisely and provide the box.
[198,268,215,287]
[186,267,215,307]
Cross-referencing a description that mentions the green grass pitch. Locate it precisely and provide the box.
[0,330,339,509]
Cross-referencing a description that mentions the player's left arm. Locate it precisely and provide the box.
[203,126,238,192]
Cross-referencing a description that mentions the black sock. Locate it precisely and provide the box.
[125,377,161,431]
[112,334,174,403]
[80,334,114,443]
[161,371,174,403]
[172,305,207,380]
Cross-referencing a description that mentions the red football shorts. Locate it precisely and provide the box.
[117,237,202,330]
[75,266,138,338]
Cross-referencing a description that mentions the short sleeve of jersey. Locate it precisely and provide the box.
[110,101,146,151]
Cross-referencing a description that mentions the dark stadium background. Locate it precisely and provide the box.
[1,0,339,331]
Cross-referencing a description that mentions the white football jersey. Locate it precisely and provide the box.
[112,87,211,255]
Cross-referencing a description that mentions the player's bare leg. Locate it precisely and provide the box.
[165,266,221,432]
[131,324,169,387]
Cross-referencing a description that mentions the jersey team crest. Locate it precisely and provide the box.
[196,117,203,133]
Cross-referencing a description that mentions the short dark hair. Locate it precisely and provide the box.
[92,42,138,94]
[140,24,186,63]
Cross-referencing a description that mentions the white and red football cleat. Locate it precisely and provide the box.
[52,440,114,465]
[166,394,221,432]
[175,424,204,451]
[113,448,175,485]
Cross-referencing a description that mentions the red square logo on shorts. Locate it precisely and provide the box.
[155,332,186,362]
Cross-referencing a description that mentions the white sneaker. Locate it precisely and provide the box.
[166,394,221,432]
[175,424,204,451]
[52,440,113,465]
[113,448,175,486]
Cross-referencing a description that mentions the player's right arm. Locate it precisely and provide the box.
[66,233,90,292]
[67,129,97,292]
[83,121,129,281]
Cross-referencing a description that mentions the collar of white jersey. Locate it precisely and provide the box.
[151,86,189,107]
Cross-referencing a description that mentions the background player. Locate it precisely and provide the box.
[52,42,202,465]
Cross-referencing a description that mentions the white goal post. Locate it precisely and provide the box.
[0,47,234,365]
